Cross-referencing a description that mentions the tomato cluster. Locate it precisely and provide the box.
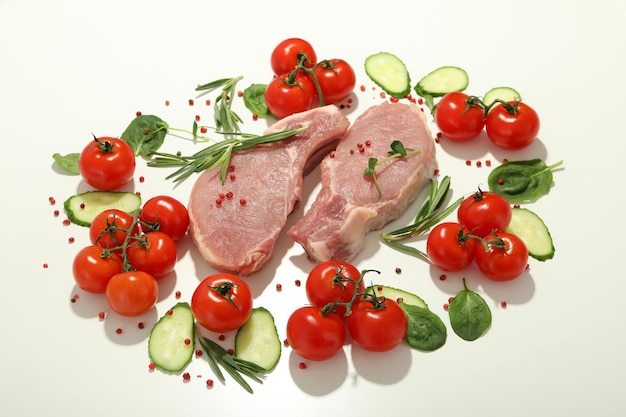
[72,195,190,316]
[426,190,528,281]
[435,92,540,150]
[265,38,356,119]
[286,261,408,360]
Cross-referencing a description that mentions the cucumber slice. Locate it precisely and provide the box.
[148,302,195,372]
[64,191,141,226]
[414,66,469,97]
[365,285,428,309]
[364,52,411,98]
[235,307,281,371]
[505,207,554,261]
[483,86,521,107]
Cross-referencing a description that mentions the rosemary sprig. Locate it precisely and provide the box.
[195,76,244,134]
[381,176,463,259]
[196,330,267,394]
[364,140,421,199]
[148,126,308,184]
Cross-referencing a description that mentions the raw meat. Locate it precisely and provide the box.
[188,105,350,276]
[287,101,437,263]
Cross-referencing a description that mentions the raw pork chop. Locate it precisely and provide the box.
[287,101,437,263]
[188,105,350,276]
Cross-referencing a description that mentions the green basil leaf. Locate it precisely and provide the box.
[242,84,268,116]
[121,114,169,157]
[400,302,447,351]
[364,157,377,176]
[487,159,563,203]
[52,152,80,175]
[448,280,492,341]
[389,140,407,156]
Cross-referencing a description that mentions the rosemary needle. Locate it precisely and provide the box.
[381,176,462,258]
[196,331,266,394]
[148,126,308,184]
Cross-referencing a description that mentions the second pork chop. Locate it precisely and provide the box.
[188,105,350,276]
[287,101,437,263]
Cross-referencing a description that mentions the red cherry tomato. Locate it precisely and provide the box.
[105,271,159,316]
[305,260,363,317]
[265,70,317,119]
[78,136,135,190]
[434,92,485,142]
[347,297,407,352]
[139,195,189,242]
[270,38,317,76]
[486,101,540,150]
[457,190,512,238]
[126,231,177,279]
[89,209,139,252]
[286,306,346,361]
[426,222,477,272]
[191,273,253,333]
[313,59,356,104]
[475,232,529,281]
[72,245,123,293]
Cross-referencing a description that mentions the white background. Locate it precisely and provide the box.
[1,0,624,416]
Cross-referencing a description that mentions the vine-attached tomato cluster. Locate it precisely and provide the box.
[435,92,540,150]
[72,195,190,316]
[426,189,529,281]
[286,261,408,360]
[265,38,357,119]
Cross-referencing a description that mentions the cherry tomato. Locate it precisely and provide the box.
[139,195,189,242]
[286,306,345,361]
[347,297,407,352]
[265,70,316,119]
[270,38,317,76]
[434,92,485,142]
[72,245,123,293]
[126,231,177,279]
[105,271,159,317]
[191,273,253,333]
[89,209,139,252]
[313,59,356,104]
[78,136,135,190]
[305,260,363,317]
[426,222,477,272]
[475,232,529,281]
[486,101,540,150]
[457,190,512,238]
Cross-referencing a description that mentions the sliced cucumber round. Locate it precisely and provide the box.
[505,207,554,261]
[64,191,141,226]
[483,86,521,107]
[235,307,281,371]
[414,66,469,97]
[365,284,428,309]
[364,52,411,98]
[148,302,195,372]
